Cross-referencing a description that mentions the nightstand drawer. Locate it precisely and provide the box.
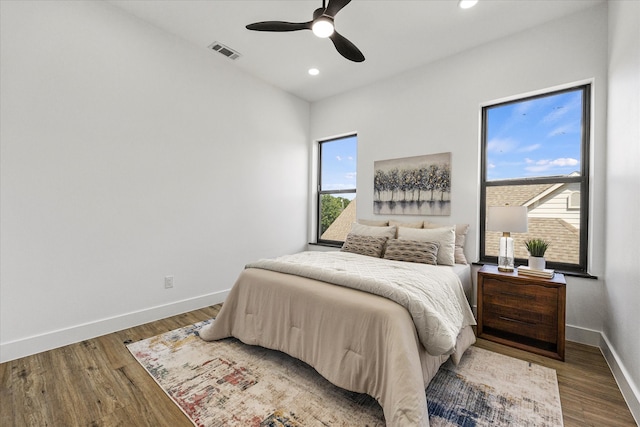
[483,277,557,314]
[483,308,557,343]
[483,300,558,327]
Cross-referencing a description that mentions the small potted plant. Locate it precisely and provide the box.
[524,238,550,270]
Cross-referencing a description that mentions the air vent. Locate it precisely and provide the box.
[208,42,241,60]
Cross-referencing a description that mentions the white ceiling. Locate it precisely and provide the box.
[106,0,604,102]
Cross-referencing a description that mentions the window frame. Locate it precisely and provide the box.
[479,84,591,274]
[316,135,357,246]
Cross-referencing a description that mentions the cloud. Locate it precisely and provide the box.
[542,93,581,124]
[344,172,357,180]
[542,93,582,137]
[487,137,518,154]
[335,155,355,162]
[542,106,569,124]
[519,143,541,153]
[548,121,579,137]
[551,158,579,167]
[525,157,579,172]
[514,99,536,116]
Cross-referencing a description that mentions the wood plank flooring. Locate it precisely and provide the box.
[1,304,636,426]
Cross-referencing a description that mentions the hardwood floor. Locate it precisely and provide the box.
[474,339,637,427]
[1,304,636,426]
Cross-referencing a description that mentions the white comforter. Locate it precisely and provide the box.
[246,251,476,356]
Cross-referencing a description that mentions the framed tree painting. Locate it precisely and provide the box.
[374,152,451,215]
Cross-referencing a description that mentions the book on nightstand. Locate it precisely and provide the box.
[517,266,555,279]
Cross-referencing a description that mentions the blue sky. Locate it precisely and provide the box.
[486,89,583,181]
[321,135,357,194]
[320,91,583,189]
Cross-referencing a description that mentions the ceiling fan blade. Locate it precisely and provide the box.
[329,31,365,62]
[246,21,312,32]
[325,0,352,17]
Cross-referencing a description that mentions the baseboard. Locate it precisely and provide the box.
[599,332,640,425]
[0,290,229,363]
[565,323,602,347]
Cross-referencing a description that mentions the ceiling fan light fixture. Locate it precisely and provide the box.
[458,0,478,9]
[312,16,334,38]
[245,0,364,62]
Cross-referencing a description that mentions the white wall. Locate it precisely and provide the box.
[605,0,640,419]
[0,0,310,362]
[310,3,640,417]
[311,3,608,330]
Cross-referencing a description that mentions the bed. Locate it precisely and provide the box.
[199,224,476,427]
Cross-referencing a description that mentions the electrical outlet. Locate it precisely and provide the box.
[164,276,174,289]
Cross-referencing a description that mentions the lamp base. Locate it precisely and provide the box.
[498,266,515,272]
[497,235,515,272]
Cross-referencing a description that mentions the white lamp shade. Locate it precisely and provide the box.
[487,206,528,233]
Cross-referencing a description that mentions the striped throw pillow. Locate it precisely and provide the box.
[340,233,388,258]
[383,239,439,265]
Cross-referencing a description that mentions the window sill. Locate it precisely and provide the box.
[308,242,343,249]
[472,261,598,280]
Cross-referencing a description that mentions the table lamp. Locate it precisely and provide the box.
[487,205,528,271]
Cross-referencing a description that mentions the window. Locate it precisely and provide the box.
[317,135,357,245]
[567,191,580,210]
[480,84,590,273]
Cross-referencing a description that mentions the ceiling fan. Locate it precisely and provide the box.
[245,0,365,63]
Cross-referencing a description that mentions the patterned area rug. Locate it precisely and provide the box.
[126,320,563,427]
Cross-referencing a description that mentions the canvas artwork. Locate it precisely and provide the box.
[374,152,451,215]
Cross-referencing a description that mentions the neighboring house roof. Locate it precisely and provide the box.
[320,198,357,241]
[520,172,580,208]
[486,217,579,264]
[486,179,580,264]
[486,183,555,207]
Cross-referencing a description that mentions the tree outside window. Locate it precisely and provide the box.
[317,135,357,244]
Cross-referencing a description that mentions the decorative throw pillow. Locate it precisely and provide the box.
[383,239,439,265]
[350,222,397,239]
[341,233,388,258]
[397,225,456,266]
[424,222,470,265]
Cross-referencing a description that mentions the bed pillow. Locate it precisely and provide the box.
[357,218,389,227]
[383,239,439,265]
[340,233,388,258]
[388,220,423,237]
[350,222,397,239]
[424,222,470,265]
[388,220,424,229]
[397,225,456,266]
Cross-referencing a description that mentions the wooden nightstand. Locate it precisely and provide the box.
[477,264,566,361]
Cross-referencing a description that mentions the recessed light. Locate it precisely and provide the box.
[458,0,478,9]
[308,68,320,76]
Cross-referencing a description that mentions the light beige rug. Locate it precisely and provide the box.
[127,320,563,426]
